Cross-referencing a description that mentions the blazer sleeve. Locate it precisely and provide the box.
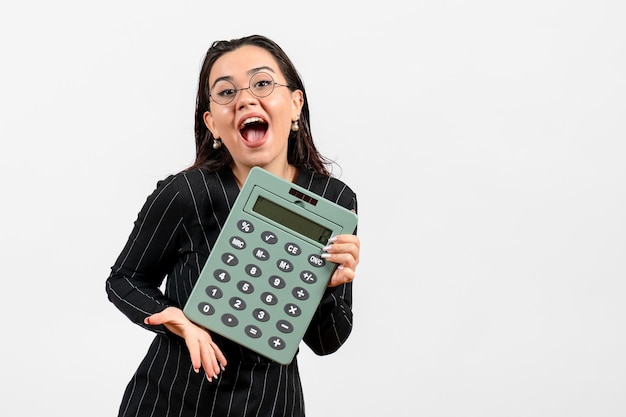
[105,174,183,335]
[302,181,358,355]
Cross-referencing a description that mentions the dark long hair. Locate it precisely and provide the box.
[188,34,332,176]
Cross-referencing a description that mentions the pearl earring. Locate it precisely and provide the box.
[212,139,222,149]
[291,120,299,132]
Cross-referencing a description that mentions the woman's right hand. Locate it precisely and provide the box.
[144,306,227,382]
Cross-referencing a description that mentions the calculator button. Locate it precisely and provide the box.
[261,292,278,306]
[205,285,223,299]
[253,308,270,322]
[276,259,293,273]
[284,303,302,317]
[237,280,254,294]
[245,325,262,338]
[237,220,254,233]
[284,243,301,256]
[197,302,215,316]
[268,336,286,350]
[221,252,239,266]
[307,254,326,268]
[229,236,246,250]
[300,270,318,284]
[253,248,270,261]
[268,275,285,289]
[260,231,277,244]
[213,269,231,282]
[229,297,247,311]
[245,264,262,277]
[276,320,293,334]
[292,287,309,300]
[221,314,239,327]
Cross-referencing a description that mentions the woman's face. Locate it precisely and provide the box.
[203,45,303,178]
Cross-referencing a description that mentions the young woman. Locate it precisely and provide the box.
[106,34,360,417]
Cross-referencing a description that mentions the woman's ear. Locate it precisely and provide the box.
[203,111,220,139]
[291,90,304,120]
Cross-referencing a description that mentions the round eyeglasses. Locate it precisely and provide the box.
[209,72,290,105]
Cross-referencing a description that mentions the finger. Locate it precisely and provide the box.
[323,236,360,263]
[200,344,218,381]
[329,233,360,248]
[213,343,228,370]
[144,312,163,326]
[328,265,355,287]
[144,306,180,326]
[322,245,359,273]
[322,252,352,268]
[201,340,226,381]
[184,339,203,374]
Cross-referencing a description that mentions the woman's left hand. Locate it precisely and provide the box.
[322,233,360,287]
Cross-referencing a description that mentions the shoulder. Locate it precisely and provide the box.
[158,168,235,198]
[159,167,239,214]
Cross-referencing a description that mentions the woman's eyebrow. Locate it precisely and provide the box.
[211,66,277,87]
[248,66,275,76]
[211,75,232,86]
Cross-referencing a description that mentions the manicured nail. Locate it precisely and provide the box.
[327,236,338,242]
[321,253,331,259]
[323,245,332,251]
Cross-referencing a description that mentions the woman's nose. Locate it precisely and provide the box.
[237,88,258,109]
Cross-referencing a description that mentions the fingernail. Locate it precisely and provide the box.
[328,236,338,242]
[323,245,332,251]
[194,368,199,373]
[321,253,331,259]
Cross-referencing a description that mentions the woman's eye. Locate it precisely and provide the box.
[255,80,272,88]
[218,88,236,97]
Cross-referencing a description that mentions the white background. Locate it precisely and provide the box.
[1,1,625,416]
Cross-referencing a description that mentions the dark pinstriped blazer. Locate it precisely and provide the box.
[106,167,358,417]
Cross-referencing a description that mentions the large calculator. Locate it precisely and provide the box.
[183,167,358,364]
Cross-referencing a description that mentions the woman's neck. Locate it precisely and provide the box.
[232,164,297,189]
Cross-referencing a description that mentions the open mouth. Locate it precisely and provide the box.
[239,117,268,143]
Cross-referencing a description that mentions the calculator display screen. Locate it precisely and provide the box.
[252,196,332,244]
